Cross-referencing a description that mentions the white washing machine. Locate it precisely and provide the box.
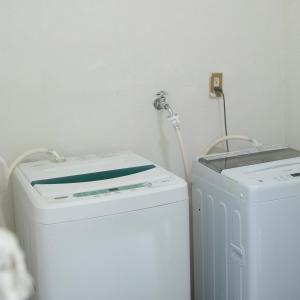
[12,152,190,300]
[192,146,300,300]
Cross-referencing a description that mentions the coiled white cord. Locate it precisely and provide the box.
[205,135,262,155]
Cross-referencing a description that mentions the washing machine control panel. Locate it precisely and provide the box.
[73,182,149,198]
[72,178,172,199]
[49,177,172,202]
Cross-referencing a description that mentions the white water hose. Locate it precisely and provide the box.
[7,148,65,180]
[0,147,65,219]
[0,148,65,224]
[0,148,65,226]
[169,116,189,181]
[0,148,65,299]
[205,135,262,155]
[154,91,189,181]
[174,127,189,181]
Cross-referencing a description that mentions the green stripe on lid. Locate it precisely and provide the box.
[31,165,156,186]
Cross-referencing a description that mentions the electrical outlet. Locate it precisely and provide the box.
[210,73,223,97]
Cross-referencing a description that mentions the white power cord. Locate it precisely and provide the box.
[205,135,262,155]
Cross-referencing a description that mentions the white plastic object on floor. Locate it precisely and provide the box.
[192,145,300,300]
[12,152,191,300]
[204,135,262,154]
[0,228,32,300]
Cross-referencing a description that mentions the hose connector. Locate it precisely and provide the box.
[48,149,66,162]
[153,90,181,128]
[168,114,180,130]
[153,91,176,119]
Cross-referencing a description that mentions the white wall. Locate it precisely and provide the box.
[285,0,300,149]
[0,0,285,177]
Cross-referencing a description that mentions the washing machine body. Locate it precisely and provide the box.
[192,146,300,300]
[13,152,190,300]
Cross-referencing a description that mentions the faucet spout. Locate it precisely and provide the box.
[153,91,175,118]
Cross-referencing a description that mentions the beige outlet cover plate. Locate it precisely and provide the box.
[210,73,223,98]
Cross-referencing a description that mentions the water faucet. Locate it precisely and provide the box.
[153,91,175,118]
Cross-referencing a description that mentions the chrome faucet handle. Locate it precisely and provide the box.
[156,91,168,97]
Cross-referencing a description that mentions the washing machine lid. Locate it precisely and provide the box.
[198,146,300,173]
[19,152,172,197]
[20,152,153,182]
[16,152,187,224]
[221,154,300,191]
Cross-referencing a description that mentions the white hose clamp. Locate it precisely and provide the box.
[168,114,180,129]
